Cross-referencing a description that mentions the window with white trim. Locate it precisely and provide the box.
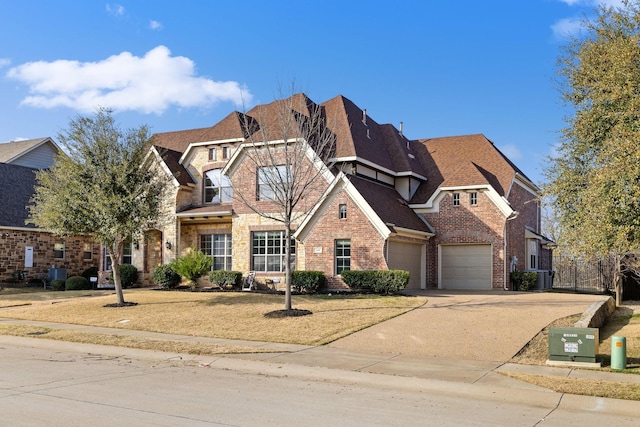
[452,193,460,206]
[251,231,295,272]
[470,192,478,206]
[104,240,133,271]
[339,204,347,219]
[204,168,232,203]
[201,234,232,271]
[527,239,538,270]
[257,165,289,201]
[335,239,351,275]
[208,148,216,161]
[222,146,231,159]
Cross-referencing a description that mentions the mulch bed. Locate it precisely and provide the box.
[264,308,313,318]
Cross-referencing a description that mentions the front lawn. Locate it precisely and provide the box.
[0,289,427,346]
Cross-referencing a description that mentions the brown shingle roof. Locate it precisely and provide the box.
[410,134,530,203]
[152,111,248,152]
[154,147,194,186]
[349,175,431,234]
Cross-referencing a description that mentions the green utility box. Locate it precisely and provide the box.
[548,327,599,363]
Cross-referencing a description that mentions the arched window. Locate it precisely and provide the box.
[204,169,232,203]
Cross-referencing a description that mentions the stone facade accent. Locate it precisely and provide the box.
[0,228,97,283]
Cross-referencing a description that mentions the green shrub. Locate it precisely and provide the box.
[292,271,326,293]
[152,264,182,289]
[511,271,538,291]
[209,270,242,289]
[170,247,212,289]
[81,266,99,280]
[65,276,91,291]
[109,264,139,288]
[120,264,139,288]
[51,279,66,291]
[340,270,409,295]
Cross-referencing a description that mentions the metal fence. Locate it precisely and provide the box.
[552,255,614,294]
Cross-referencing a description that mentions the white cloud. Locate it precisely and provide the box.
[558,0,625,6]
[551,17,585,39]
[553,0,628,39]
[150,20,163,30]
[106,3,125,16]
[0,58,10,68]
[497,144,522,161]
[6,45,252,114]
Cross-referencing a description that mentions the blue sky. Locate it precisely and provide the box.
[0,0,624,184]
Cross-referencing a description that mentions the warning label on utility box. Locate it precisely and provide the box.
[564,342,579,353]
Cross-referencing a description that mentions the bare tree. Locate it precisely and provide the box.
[224,91,337,312]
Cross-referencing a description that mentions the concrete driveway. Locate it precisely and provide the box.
[328,290,605,362]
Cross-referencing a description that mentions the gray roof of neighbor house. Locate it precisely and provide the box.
[411,134,537,204]
[0,138,52,163]
[0,163,38,228]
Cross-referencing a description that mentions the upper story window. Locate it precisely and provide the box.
[222,146,231,159]
[54,241,65,259]
[204,168,232,203]
[339,204,347,219]
[470,192,478,206]
[208,148,216,161]
[452,193,460,206]
[257,165,289,201]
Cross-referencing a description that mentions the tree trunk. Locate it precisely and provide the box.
[284,225,292,311]
[108,243,126,305]
[615,256,623,308]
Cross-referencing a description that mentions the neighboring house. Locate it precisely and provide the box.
[123,93,551,291]
[0,138,97,284]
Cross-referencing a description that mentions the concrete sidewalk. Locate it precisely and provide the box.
[0,316,638,390]
[1,317,640,422]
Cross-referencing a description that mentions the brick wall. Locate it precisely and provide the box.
[301,188,387,289]
[0,228,97,283]
[423,191,506,288]
[506,182,540,272]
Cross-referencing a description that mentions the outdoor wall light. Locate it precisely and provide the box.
[133,241,140,250]
[165,241,172,250]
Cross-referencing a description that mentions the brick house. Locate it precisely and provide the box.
[0,138,98,284]
[132,93,551,291]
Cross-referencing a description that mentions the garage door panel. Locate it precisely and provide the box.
[440,245,491,290]
[388,241,423,290]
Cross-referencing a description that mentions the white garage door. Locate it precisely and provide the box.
[440,244,491,290]
[388,241,423,290]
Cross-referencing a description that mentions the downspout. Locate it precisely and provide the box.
[504,211,520,290]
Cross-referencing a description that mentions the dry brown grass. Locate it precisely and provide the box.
[0,324,271,355]
[502,372,640,401]
[0,290,427,346]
